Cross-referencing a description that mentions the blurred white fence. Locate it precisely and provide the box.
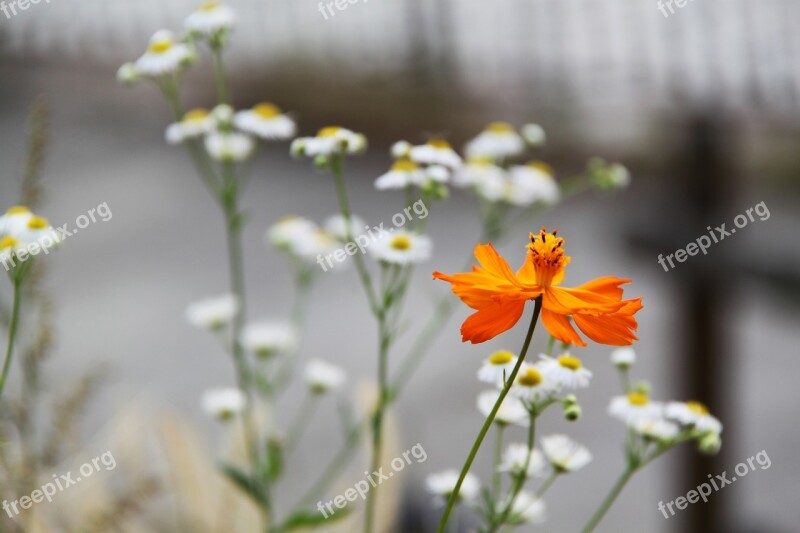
[2,0,799,117]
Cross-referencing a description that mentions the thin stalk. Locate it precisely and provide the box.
[491,425,505,498]
[534,472,559,499]
[211,47,231,105]
[489,410,537,532]
[286,394,317,450]
[580,466,635,533]
[437,297,543,533]
[0,277,23,401]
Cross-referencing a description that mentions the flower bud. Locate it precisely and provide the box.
[633,381,651,395]
[698,432,722,455]
[564,404,582,421]
[314,154,329,169]
[116,63,140,86]
[610,347,636,369]
[563,394,578,407]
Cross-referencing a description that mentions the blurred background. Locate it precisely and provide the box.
[1,0,799,531]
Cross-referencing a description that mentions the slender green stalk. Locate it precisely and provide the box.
[0,277,23,401]
[491,425,505,498]
[489,410,536,532]
[534,472,559,499]
[286,394,318,450]
[211,47,231,105]
[580,466,635,533]
[437,297,543,533]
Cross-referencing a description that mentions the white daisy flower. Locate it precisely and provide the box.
[505,491,546,525]
[202,387,246,420]
[665,401,722,435]
[410,139,462,169]
[506,162,559,206]
[632,417,681,442]
[425,470,481,503]
[477,350,518,385]
[323,214,365,241]
[608,392,664,425]
[212,104,235,126]
[464,122,525,160]
[234,103,296,140]
[116,63,139,86]
[0,206,34,236]
[134,30,195,77]
[374,160,426,190]
[165,108,215,144]
[304,359,346,394]
[267,217,336,262]
[0,235,24,268]
[185,1,237,37]
[497,443,547,479]
[509,364,554,403]
[539,353,592,390]
[293,126,367,158]
[541,434,592,473]
[186,293,239,330]
[369,231,432,265]
[477,390,529,427]
[241,322,297,357]
[610,347,636,368]
[12,215,61,250]
[204,131,255,162]
[390,140,412,159]
[452,158,508,202]
[520,123,546,147]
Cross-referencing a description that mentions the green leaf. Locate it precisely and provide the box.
[219,462,269,508]
[282,507,351,531]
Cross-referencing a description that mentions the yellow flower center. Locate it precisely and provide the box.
[487,121,514,133]
[427,138,451,149]
[526,227,570,287]
[183,108,209,122]
[0,236,19,250]
[390,235,412,250]
[254,103,281,119]
[318,126,342,137]
[517,367,543,387]
[391,160,419,172]
[686,401,709,416]
[627,392,649,406]
[488,350,514,365]
[199,1,220,10]
[149,39,173,54]
[526,160,555,176]
[6,206,30,215]
[558,355,581,371]
[467,156,495,166]
[27,216,48,229]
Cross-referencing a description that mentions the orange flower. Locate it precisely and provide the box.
[433,228,643,345]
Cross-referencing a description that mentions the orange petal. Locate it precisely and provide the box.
[573,312,639,346]
[543,284,628,315]
[541,308,587,347]
[460,300,526,344]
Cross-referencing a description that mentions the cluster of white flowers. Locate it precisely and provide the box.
[0,206,61,272]
[266,215,340,264]
[373,139,460,193]
[291,126,367,163]
[607,348,723,451]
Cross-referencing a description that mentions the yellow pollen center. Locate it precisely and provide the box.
[183,108,209,122]
[686,401,709,416]
[558,355,581,371]
[199,1,220,10]
[391,160,419,172]
[526,160,555,176]
[628,392,649,406]
[318,126,342,137]
[467,156,494,166]
[7,206,30,215]
[518,367,543,387]
[488,351,514,365]
[427,139,451,149]
[526,227,570,286]
[390,235,412,250]
[27,216,48,229]
[254,103,281,119]
[0,236,19,250]
[487,121,514,133]
[149,39,173,54]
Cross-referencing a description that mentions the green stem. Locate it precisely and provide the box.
[534,472,559,499]
[286,394,317,450]
[580,466,635,533]
[492,425,505,499]
[0,276,23,401]
[211,47,231,105]
[329,159,379,314]
[436,297,543,533]
[489,410,537,532]
[364,311,390,533]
